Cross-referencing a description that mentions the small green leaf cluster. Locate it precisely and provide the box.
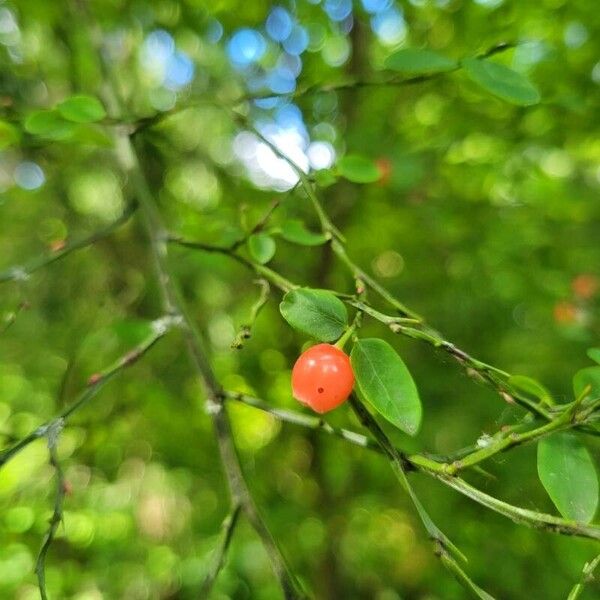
[22,95,107,142]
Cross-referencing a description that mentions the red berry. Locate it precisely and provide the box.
[291,344,354,413]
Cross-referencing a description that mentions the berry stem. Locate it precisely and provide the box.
[335,323,357,350]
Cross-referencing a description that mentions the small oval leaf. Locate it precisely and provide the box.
[537,432,598,523]
[573,366,600,400]
[57,95,107,123]
[508,375,553,405]
[351,338,422,436]
[280,220,328,246]
[385,48,457,74]
[24,110,75,140]
[462,58,540,106]
[248,233,276,264]
[337,155,380,184]
[280,288,347,342]
[587,348,600,366]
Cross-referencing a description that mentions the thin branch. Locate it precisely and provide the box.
[346,395,503,598]
[238,42,515,103]
[347,396,464,558]
[167,235,297,293]
[351,299,600,439]
[231,279,270,349]
[225,391,600,542]
[230,184,300,252]
[437,545,495,600]
[96,40,306,595]
[129,42,516,132]
[446,398,600,473]
[0,203,137,284]
[567,553,600,600]
[226,391,383,454]
[200,504,242,597]
[329,239,421,319]
[35,420,66,600]
[0,315,174,469]
[435,474,600,541]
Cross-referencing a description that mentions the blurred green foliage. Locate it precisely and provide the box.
[1,0,599,598]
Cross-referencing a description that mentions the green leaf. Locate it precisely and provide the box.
[573,366,600,400]
[508,375,553,405]
[384,48,457,74]
[537,432,598,523]
[280,220,328,246]
[70,125,114,147]
[351,338,422,436]
[314,169,337,188]
[57,95,107,123]
[337,155,380,184]
[462,58,540,106]
[279,288,347,342]
[24,110,75,140]
[587,348,600,366]
[0,120,20,149]
[247,233,276,264]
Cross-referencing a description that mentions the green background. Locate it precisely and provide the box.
[1,0,599,598]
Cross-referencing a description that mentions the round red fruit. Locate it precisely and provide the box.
[291,343,354,413]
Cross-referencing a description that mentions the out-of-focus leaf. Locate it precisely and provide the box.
[57,95,107,123]
[351,338,422,436]
[573,366,600,400]
[280,220,328,246]
[537,432,598,523]
[0,121,20,149]
[248,233,276,264]
[462,58,540,105]
[24,110,75,140]
[314,169,337,188]
[587,348,600,365]
[385,48,457,74]
[337,155,380,184]
[280,288,347,341]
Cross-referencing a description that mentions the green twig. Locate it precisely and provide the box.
[200,504,242,597]
[231,279,271,349]
[0,203,137,284]
[435,474,600,541]
[437,543,496,600]
[226,391,600,542]
[35,419,66,600]
[345,395,503,598]
[0,316,174,469]
[567,553,600,600]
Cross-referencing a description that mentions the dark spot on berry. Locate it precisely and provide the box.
[317,387,324,393]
